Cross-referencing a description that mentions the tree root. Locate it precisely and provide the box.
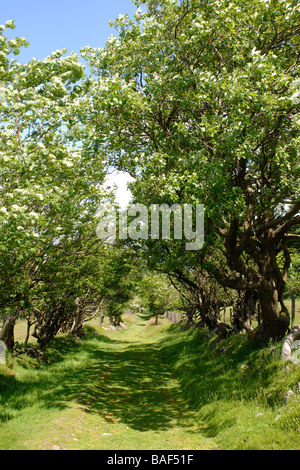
[13,345,49,363]
[214,322,233,339]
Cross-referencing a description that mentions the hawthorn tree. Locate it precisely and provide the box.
[81,0,300,341]
[0,22,107,348]
[138,271,181,323]
[30,224,108,349]
[100,245,142,327]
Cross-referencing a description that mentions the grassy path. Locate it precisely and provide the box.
[0,314,216,450]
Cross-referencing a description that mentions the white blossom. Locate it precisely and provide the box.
[291,91,300,105]
[62,159,73,167]
[5,20,15,28]
[0,207,8,215]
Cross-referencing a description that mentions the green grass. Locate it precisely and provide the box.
[0,315,215,450]
[0,313,299,450]
[157,324,300,450]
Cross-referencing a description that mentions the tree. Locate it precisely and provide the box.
[81,0,300,341]
[30,224,108,349]
[168,268,232,330]
[0,23,106,348]
[138,271,181,323]
[100,245,142,327]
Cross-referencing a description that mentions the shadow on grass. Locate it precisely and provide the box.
[40,337,197,432]
[1,315,280,440]
[44,331,126,364]
[1,318,199,434]
[156,325,284,411]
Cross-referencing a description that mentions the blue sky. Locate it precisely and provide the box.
[1,0,139,63]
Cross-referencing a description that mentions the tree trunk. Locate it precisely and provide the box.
[24,316,33,346]
[69,316,80,337]
[32,309,63,350]
[69,303,83,337]
[257,303,262,326]
[0,309,19,350]
[250,287,290,341]
[232,290,257,333]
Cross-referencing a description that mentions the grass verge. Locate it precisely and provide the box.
[156,323,300,450]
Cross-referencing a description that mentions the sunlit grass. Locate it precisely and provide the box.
[0,312,299,450]
[157,324,300,450]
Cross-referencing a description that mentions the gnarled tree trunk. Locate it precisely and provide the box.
[249,285,290,341]
[68,298,84,337]
[232,290,257,334]
[0,308,19,350]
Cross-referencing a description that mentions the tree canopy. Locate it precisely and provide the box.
[80,0,300,340]
[0,1,299,349]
